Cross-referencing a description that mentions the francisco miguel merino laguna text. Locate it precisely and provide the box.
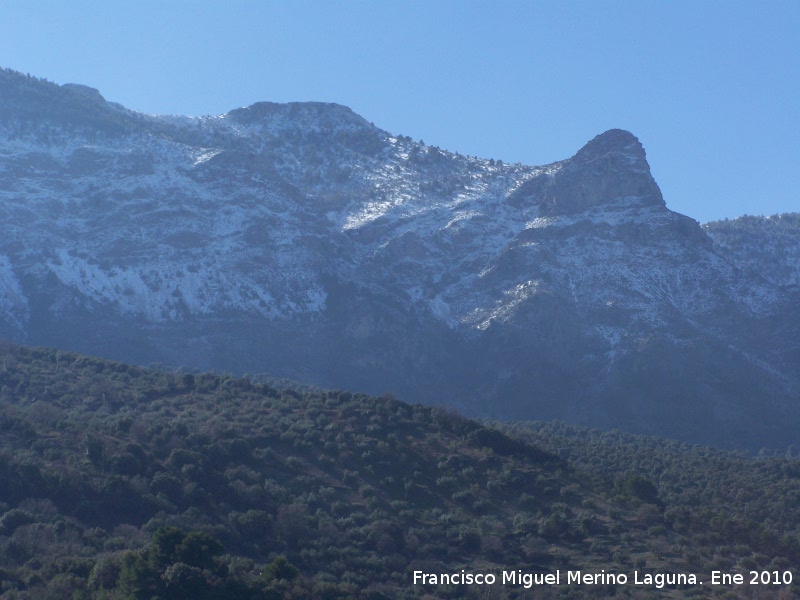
[413,570,699,589]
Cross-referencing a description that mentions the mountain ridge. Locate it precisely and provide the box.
[704,213,800,288]
[0,67,798,449]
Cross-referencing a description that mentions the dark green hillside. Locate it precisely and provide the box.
[0,340,797,598]
[509,422,800,577]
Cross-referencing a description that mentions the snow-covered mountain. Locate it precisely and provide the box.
[1,68,798,449]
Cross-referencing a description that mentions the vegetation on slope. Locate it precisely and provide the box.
[0,341,798,598]
[509,421,800,576]
[704,212,800,287]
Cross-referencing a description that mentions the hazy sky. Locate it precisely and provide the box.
[2,0,798,223]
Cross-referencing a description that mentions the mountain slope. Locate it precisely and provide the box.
[704,213,800,287]
[1,67,798,449]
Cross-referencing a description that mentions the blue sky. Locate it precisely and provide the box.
[2,0,798,223]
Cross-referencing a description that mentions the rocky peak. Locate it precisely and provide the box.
[223,100,388,171]
[227,101,378,134]
[0,68,134,136]
[61,83,106,104]
[572,129,647,165]
[508,129,663,216]
[1,69,107,112]
[542,129,662,216]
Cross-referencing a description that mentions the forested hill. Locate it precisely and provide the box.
[508,421,800,561]
[0,341,799,598]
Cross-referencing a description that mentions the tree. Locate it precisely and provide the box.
[176,531,224,572]
[262,555,299,582]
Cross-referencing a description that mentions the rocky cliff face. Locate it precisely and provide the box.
[1,68,798,449]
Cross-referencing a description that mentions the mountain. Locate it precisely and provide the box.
[1,67,799,450]
[703,213,800,288]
